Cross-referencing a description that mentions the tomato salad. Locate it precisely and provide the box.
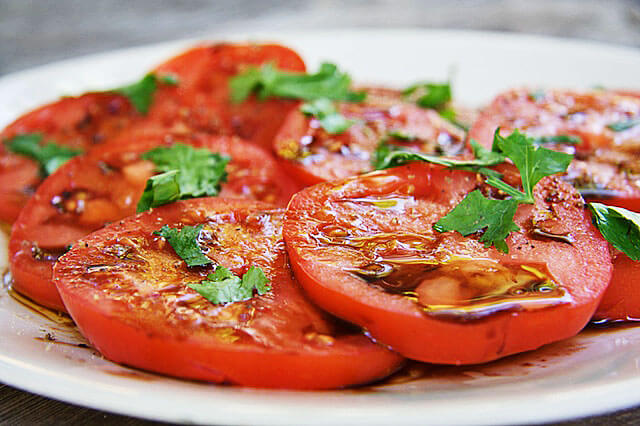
[2,41,640,389]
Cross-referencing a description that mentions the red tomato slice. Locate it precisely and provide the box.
[468,89,640,204]
[0,43,305,224]
[469,88,640,324]
[9,131,298,312]
[274,88,466,186]
[593,252,640,322]
[153,43,306,150]
[283,162,612,364]
[0,93,142,223]
[52,198,404,389]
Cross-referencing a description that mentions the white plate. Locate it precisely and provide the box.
[1,29,640,425]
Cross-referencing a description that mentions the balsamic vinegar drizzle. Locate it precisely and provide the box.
[349,259,571,321]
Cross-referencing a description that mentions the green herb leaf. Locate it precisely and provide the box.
[300,98,354,134]
[230,62,366,103]
[112,73,178,114]
[434,129,573,252]
[434,190,520,253]
[588,203,640,261]
[606,119,640,132]
[528,90,546,102]
[136,144,230,212]
[4,133,82,176]
[492,129,573,203]
[387,130,417,141]
[188,265,271,305]
[372,139,504,178]
[136,170,181,212]
[530,135,582,146]
[403,81,452,109]
[154,224,212,267]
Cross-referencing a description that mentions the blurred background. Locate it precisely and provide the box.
[1,0,640,76]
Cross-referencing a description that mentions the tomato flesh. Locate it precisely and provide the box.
[9,131,298,312]
[0,43,305,224]
[283,162,612,364]
[274,88,466,186]
[469,88,640,323]
[52,198,403,389]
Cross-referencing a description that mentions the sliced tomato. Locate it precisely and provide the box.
[0,43,305,224]
[283,162,612,364]
[0,93,143,223]
[9,131,298,312]
[469,88,640,324]
[274,88,466,186]
[593,252,640,322]
[468,89,640,203]
[52,198,403,389]
[153,43,306,150]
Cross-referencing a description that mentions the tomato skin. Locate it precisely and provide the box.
[0,93,141,223]
[283,163,612,364]
[53,198,403,389]
[273,88,466,187]
[594,253,640,322]
[0,43,305,224]
[153,43,306,150]
[9,131,298,312]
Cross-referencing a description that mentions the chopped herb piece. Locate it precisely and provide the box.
[434,129,573,253]
[136,170,181,212]
[4,133,82,176]
[154,224,212,267]
[588,203,640,261]
[530,135,582,146]
[387,130,417,141]
[230,62,366,103]
[136,144,230,212]
[528,90,546,102]
[112,73,177,114]
[372,139,504,178]
[437,107,469,131]
[403,81,451,110]
[434,190,520,254]
[491,129,573,203]
[300,98,354,134]
[189,265,271,305]
[606,119,640,132]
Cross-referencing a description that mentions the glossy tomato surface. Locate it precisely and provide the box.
[153,43,306,150]
[283,162,612,364]
[0,43,305,224]
[0,93,142,223]
[469,88,640,323]
[9,131,298,312]
[52,198,403,389]
[468,89,640,204]
[274,88,466,186]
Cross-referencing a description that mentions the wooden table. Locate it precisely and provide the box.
[2,1,640,424]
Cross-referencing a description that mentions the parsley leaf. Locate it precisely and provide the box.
[403,81,452,109]
[4,133,82,176]
[136,144,229,212]
[492,130,573,203]
[434,191,520,253]
[372,139,504,178]
[188,265,271,305]
[230,62,366,103]
[433,129,573,253]
[112,73,178,114]
[606,119,640,132]
[588,203,640,261]
[300,98,354,134]
[136,170,181,212]
[530,135,582,146]
[154,224,212,267]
